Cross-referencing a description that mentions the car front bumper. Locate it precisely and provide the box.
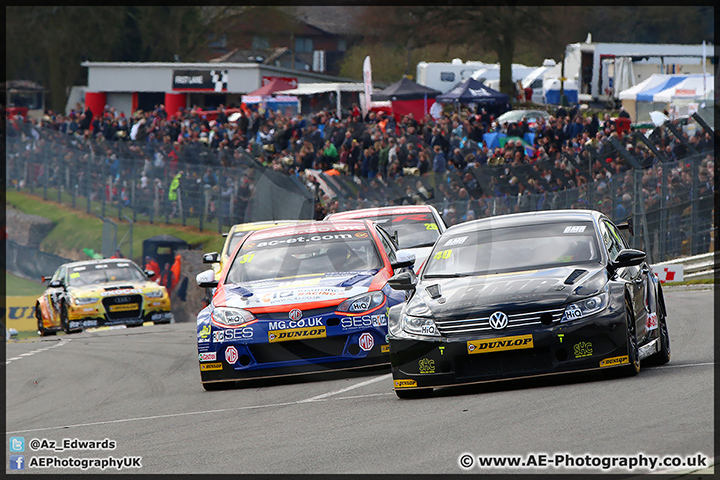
[389,307,630,390]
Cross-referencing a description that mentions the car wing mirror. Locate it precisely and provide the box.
[144,269,155,278]
[391,249,415,270]
[196,269,218,288]
[203,252,219,264]
[611,248,646,269]
[49,280,64,288]
[388,271,417,291]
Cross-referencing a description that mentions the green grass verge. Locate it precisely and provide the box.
[7,190,225,261]
[7,330,47,341]
[6,271,46,296]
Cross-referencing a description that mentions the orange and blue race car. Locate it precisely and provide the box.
[35,258,173,335]
[195,220,416,390]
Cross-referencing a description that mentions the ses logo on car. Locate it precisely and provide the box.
[467,334,533,354]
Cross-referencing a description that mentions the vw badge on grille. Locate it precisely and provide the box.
[489,311,509,330]
[289,309,302,321]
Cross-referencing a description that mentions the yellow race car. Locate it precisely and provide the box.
[36,258,173,335]
[205,220,314,281]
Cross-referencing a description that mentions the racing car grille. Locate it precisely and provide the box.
[456,347,553,379]
[435,306,565,337]
[249,337,347,364]
[102,294,143,320]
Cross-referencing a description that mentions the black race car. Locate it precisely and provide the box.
[387,210,670,399]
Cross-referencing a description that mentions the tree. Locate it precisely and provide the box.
[425,6,552,100]
[6,7,125,112]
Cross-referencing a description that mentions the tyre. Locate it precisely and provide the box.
[36,304,54,337]
[622,297,640,376]
[648,291,671,366]
[395,388,433,399]
[60,302,72,334]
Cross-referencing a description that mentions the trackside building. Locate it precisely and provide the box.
[76,61,353,117]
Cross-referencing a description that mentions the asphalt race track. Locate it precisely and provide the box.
[5,287,714,475]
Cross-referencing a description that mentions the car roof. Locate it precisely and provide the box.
[228,219,312,234]
[325,205,438,220]
[446,209,602,234]
[62,258,141,269]
[244,219,374,242]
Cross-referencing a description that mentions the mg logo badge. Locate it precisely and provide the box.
[489,311,509,330]
[289,309,302,321]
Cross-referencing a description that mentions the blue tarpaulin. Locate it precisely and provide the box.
[482,132,505,150]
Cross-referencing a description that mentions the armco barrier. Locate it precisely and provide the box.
[6,240,71,283]
[652,252,716,281]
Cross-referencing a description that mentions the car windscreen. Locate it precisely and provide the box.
[225,227,383,284]
[359,213,440,249]
[423,221,601,277]
[68,262,146,287]
[224,231,250,259]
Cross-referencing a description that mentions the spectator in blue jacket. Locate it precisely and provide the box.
[432,144,447,173]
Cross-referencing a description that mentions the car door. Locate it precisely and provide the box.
[600,220,646,338]
[47,266,67,326]
[605,219,650,340]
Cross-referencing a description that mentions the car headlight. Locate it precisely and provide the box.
[211,307,256,327]
[336,291,385,314]
[397,301,440,337]
[74,297,99,305]
[403,314,441,336]
[561,289,610,322]
[145,289,165,298]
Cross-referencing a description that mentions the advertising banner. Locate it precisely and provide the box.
[4,296,39,332]
[172,70,228,92]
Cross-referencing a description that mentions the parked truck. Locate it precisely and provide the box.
[544,38,713,107]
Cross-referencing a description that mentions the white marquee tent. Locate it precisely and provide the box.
[618,74,688,122]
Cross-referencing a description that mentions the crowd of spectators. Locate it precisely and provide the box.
[5,97,714,257]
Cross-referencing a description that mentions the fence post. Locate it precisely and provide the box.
[43,154,48,201]
[659,161,669,262]
[179,188,186,227]
[690,154,700,254]
[57,158,62,204]
[131,177,137,223]
[102,176,107,217]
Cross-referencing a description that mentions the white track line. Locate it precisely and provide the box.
[298,373,391,403]
[6,362,713,435]
[654,362,715,369]
[6,339,69,365]
[7,373,391,435]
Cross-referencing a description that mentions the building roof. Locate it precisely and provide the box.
[290,6,366,36]
[5,80,46,91]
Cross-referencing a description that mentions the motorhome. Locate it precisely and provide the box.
[544,37,714,107]
[416,59,489,93]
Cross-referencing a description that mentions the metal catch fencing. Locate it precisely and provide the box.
[5,119,714,265]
